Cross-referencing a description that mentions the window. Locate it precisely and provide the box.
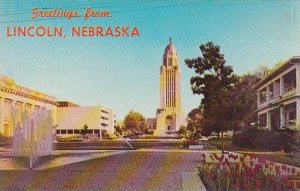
[259,88,267,104]
[61,130,66,134]
[67,130,73,134]
[168,58,173,66]
[74,130,80,134]
[258,113,267,127]
[285,102,296,124]
[101,123,108,127]
[101,116,108,120]
[283,69,296,93]
[4,99,12,119]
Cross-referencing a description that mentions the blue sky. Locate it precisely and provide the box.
[0,1,300,119]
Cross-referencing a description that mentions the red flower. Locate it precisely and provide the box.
[288,181,295,189]
[240,156,244,162]
[281,175,288,181]
[275,184,281,191]
[242,182,248,190]
[296,181,300,189]
[225,169,230,176]
[235,163,240,171]
[213,153,218,160]
[265,163,269,169]
[219,155,224,162]
[242,162,247,169]
[255,163,262,170]
[255,180,262,189]
[250,161,254,167]
[235,181,240,189]
[224,158,229,165]
[275,166,280,174]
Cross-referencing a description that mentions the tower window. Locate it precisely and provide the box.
[168,58,173,66]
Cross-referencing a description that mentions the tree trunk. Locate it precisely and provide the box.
[221,131,224,154]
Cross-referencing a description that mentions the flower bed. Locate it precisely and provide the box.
[198,152,300,190]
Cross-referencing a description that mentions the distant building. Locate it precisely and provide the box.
[56,106,115,136]
[57,101,79,107]
[253,56,300,130]
[0,75,57,137]
[146,118,157,130]
[155,38,185,135]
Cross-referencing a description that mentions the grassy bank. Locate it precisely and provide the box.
[208,137,300,167]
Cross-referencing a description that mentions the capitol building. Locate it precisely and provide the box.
[152,38,186,136]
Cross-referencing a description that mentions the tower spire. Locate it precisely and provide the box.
[169,37,172,44]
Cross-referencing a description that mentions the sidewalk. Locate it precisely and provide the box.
[182,171,207,191]
[0,150,129,170]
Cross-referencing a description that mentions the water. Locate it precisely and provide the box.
[123,137,134,150]
[11,107,53,169]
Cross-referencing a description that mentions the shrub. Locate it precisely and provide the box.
[0,133,13,146]
[233,127,298,152]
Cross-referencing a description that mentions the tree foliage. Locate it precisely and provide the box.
[185,42,238,135]
[226,74,260,130]
[187,107,203,136]
[124,110,146,133]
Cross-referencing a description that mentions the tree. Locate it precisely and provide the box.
[185,42,238,153]
[187,107,203,137]
[124,110,146,134]
[225,74,261,131]
[179,125,188,138]
[115,125,123,135]
[81,124,89,136]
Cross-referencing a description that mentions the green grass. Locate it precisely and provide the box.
[208,137,300,167]
[242,152,300,168]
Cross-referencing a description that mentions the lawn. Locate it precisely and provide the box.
[208,137,300,167]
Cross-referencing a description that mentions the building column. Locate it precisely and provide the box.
[0,97,3,135]
[280,76,284,96]
[10,100,16,136]
[296,64,300,95]
[266,86,270,102]
[296,99,300,129]
[280,106,285,129]
[267,111,271,130]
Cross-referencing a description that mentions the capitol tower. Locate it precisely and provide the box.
[155,38,185,136]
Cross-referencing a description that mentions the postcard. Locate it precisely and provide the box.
[0,1,300,191]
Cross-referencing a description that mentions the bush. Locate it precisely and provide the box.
[232,128,298,152]
[144,129,155,135]
[0,133,13,146]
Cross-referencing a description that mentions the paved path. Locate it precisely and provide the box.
[0,149,204,191]
[0,150,128,170]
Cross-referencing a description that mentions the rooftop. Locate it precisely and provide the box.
[253,56,300,90]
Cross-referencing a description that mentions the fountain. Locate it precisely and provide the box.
[11,107,53,169]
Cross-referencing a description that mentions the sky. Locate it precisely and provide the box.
[0,0,300,119]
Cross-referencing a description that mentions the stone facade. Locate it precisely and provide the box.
[0,75,57,137]
[155,39,185,135]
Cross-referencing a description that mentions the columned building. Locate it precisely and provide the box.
[253,56,300,130]
[155,38,185,135]
[0,75,57,137]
